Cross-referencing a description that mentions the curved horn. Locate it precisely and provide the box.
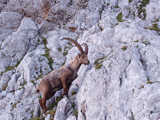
[62,38,84,54]
[81,43,88,55]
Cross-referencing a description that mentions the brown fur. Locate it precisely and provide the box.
[37,38,90,112]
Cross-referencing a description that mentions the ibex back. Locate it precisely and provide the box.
[37,38,90,112]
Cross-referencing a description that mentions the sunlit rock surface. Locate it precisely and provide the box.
[0,0,160,120]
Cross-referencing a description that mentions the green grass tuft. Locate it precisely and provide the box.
[138,0,150,20]
[116,12,125,22]
[10,103,17,111]
[1,57,23,76]
[121,46,127,51]
[46,110,56,117]
[150,111,153,114]
[133,40,139,42]
[30,80,36,86]
[147,24,159,32]
[30,117,42,120]
[39,95,42,100]
[94,56,106,65]
[142,41,150,45]
[42,46,53,70]
[94,64,103,69]
[20,81,27,86]
[47,95,63,110]
[42,38,47,46]
[67,42,73,46]
[73,110,78,117]
[147,81,154,84]
[2,85,8,91]
[71,91,77,96]
[63,51,68,56]
[94,55,108,70]
[58,47,62,52]
[72,103,75,109]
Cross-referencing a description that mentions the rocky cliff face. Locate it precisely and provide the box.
[0,0,160,120]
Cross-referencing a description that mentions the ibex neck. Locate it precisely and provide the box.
[68,56,82,72]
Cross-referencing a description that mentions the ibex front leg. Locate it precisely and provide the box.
[61,75,67,97]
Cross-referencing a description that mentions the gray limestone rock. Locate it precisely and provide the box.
[54,97,72,120]
[1,0,160,120]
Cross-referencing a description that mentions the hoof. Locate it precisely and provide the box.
[39,99,43,109]
[43,109,47,114]
[63,95,67,98]
[63,95,69,99]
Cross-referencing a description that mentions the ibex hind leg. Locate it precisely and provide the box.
[42,90,49,113]
[39,99,43,109]
[47,92,56,100]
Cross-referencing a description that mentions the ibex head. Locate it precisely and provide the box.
[62,38,90,65]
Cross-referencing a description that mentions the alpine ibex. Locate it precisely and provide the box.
[37,38,90,112]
